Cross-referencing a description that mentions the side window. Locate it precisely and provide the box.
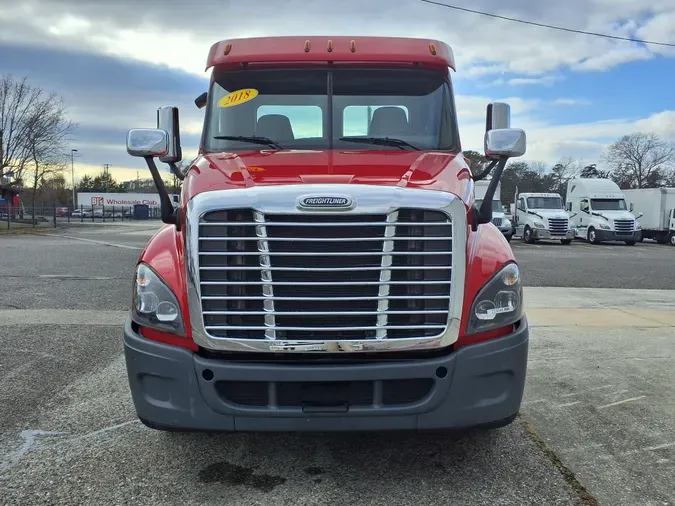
[580,199,589,212]
[256,105,323,139]
[517,198,526,211]
[342,105,409,136]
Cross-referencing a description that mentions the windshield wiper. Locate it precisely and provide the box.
[212,135,284,150]
[339,136,420,151]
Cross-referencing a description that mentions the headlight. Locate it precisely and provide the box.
[635,222,641,230]
[503,218,511,228]
[466,263,524,335]
[599,223,611,230]
[533,222,545,228]
[132,263,186,335]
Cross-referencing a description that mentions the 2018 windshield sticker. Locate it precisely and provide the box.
[218,89,259,108]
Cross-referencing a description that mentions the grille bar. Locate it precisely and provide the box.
[200,265,450,272]
[202,295,451,301]
[200,221,447,227]
[254,211,276,340]
[377,211,397,339]
[205,325,448,331]
[200,251,452,257]
[199,236,453,242]
[201,280,451,286]
[204,310,449,316]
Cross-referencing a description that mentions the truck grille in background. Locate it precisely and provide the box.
[614,219,634,235]
[548,218,568,235]
[491,217,503,227]
[197,208,452,341]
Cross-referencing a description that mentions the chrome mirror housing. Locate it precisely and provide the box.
[126,128,169,158]
[484,128,526,158]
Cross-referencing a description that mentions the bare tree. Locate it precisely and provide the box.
[605,132,675,189]
[21,86,76,217]
[549,157,580,195]
[0,74,76,187]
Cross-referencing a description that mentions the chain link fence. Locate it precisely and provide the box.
[0,203,163,230]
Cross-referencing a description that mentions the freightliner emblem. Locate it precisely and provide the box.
[299,195,352,208]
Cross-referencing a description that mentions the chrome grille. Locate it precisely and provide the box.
[491,217,503,227]
[614,219,634,235]
[548,218,568,236]
[197,208,452,341]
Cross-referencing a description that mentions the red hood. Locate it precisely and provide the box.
[182,150,473,203]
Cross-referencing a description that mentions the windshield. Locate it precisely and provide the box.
[527,196,563,210]
[591,198,627,211]
[475,199,503,213]
[203,67,458,152]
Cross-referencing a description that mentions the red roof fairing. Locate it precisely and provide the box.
[206,36,455,70]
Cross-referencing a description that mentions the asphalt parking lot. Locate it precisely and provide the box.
[1,222,674,505]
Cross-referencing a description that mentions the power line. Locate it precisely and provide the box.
[419,0,675,48]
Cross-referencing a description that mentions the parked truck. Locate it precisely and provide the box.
[566,178,642,245]
[123,36,529,432]
[474,179,513,241]
[512,191,575,244]
[622,187,675,246]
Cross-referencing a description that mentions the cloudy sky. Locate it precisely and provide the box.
[1,0,674,184]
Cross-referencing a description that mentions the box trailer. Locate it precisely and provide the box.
[623,187,675,245]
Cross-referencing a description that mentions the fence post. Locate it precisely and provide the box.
[68,205,71,224]
[53,205,57,227]
[91,206,94,222]
[81,205,84,223]
[112,205,115,222]
[6,206,10,230]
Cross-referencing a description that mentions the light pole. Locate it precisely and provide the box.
[71,149,78,207]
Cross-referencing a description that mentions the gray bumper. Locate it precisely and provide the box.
[124,317,529,432]
[532,229,574,240]
[595,229,641,242]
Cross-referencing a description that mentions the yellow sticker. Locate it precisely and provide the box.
[218,88,259,108]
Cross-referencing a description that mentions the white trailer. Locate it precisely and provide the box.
[474,179,513,241]
[623,187,675,245]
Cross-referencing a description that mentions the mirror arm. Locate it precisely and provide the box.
[167,161,185,181]
[471,156,508,231]
[144,156,177,227]
[472,159,498,182]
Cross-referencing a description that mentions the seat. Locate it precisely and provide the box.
[368,107,409,137]
[256,114,295,141]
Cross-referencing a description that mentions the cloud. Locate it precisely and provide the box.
[506,75,560,86]
[0,0,673,78]
[552,98,591,106]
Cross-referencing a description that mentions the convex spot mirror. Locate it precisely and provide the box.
[126,129,169,158]
[484,128,526,158]
[157,106,182,164]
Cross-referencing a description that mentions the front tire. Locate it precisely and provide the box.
[669,233,675,246]
[587,227,600,245]
[561,239,572,245]
[523,226,535,244]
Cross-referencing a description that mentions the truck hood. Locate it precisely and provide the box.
[527,209,570,220]
[591,210,635,221]
[182,150,473,203]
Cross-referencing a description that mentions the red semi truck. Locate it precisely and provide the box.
[124,36,528,432]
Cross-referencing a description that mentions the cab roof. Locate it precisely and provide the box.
[206,36,455,71]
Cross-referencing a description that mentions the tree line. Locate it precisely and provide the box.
[464,132,675,206]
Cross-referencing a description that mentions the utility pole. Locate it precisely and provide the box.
[71,149,78,206]
[103,164,110,192]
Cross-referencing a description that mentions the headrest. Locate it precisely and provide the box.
[368,107,409,137]
[256,114,295,141]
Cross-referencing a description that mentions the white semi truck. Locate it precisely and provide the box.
[566,178,642,245]
[474,179,513,241]
[622,187,675,245]
[512,191,575,244]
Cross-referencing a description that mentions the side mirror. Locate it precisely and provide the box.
[195,92,208,109]
[570,212,577,219]
[636,212,644,219]
[486,102,510,131]
[629,202,634,211]
[157,106,182,163]
[566,202,572,211]
[126,129,169,158]
[484,128,526,158]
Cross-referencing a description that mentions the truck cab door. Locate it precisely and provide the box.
[515,197,526,232]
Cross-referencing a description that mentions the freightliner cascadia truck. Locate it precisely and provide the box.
[124,36,528,432]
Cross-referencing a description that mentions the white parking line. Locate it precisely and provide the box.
[41,233,143,250]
